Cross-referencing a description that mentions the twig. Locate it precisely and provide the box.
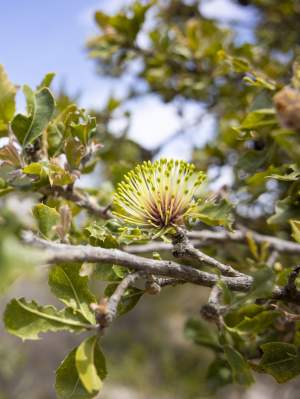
[42,186,112,219]
[201,285,224,326]
[266,250,278,267]
[172,228,244,277]
[94,272,142,330]
[283,265,300,301]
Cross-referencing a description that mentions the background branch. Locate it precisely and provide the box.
[125,228,300,256]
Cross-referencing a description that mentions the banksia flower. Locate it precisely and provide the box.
[113,159,206,235]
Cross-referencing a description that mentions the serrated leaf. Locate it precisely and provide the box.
[86,223,119,248]
[224,345,254,386]
[234,310,280,334]
[0,65,16,135]
[33,203,60,238]
[4,298,90,340]
[11,87,55,146]
[24,161,75,186]
[56,343,106,399]
[257,342,300,383]
[193,198,233,229]
[76,336,106,394]
[225,304,263,327]
[48,263,96,323]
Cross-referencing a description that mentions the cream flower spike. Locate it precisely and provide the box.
[112,159,206,235]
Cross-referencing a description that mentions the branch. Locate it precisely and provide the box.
[22,231,300,304]
[125,228,300,256]
[22,231,252,292]
[187,228,300,255]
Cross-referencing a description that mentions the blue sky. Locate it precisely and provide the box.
[0,0,255,157]
[0,0,121,108]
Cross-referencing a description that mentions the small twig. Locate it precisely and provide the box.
[269,303,300,321]
[42,186,112,219]
[201,285,224,326]
[96,272,142,330]
[172,227,245,278]
[266,250,279,267]
[283,265,300,300]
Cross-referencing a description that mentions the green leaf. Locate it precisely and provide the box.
[193,198,233,229]
[56,343,106,399]
[94,264,127,281]
[37,72,55,89]
[0,65,16,135]
[257,342,300,383]
[290,219,300,243]
[184,318,221,351]
[225,304,263,327]
[65,136,85,169]
[86,223,119,248]
[104,284,143,316]
[48,263,96,324]
[11,87,55,146]
[292,58,300,90]
[224,345,254,386]
[4,298,90,340]
[33,203,60,238]
[70,115,96,145]
[206,357,232,391]
[24,161,75,186]
[75,336,106,394]
[238,109,277,131]
[234,310,280,334]
[268,197,300,227]
[248,266,275,301]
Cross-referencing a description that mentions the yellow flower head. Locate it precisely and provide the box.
[113,159,206,234]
